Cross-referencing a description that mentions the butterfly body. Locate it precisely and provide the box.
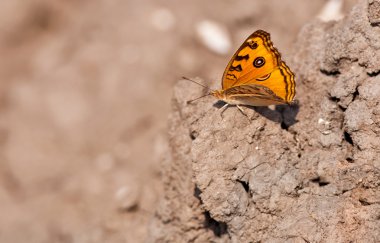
[211,30,295,107]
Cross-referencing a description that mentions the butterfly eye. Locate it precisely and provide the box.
[253,57,265,68]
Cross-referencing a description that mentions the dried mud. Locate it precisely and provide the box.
[151,1,380,242]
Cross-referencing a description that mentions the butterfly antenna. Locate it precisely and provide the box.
[182,76,209,89]
[187,93,212,104]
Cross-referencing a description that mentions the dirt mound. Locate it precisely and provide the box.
[150,1,380,242]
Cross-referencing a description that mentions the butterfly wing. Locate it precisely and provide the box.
[224,83,285,106]
[221,30,295,103]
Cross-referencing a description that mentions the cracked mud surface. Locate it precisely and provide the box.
[1,0,374,242]
[151,1,380,242]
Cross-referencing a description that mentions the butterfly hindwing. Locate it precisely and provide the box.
[254,62,295,102]
[224,84,285,106]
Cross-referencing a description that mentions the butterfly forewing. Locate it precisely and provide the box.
[220,30,295,105]
[222,30,280,89]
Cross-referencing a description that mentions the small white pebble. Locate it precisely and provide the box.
[318,0,344,22]
[151,8,175,31]
[318,118,330,125]
[115,186,139,211]
[196,20,231,55]
[255,146,259,150]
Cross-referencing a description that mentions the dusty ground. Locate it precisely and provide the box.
[151,1,380,242]
[0,0,359,242]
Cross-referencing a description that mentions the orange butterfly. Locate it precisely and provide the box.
[186,30,295,112]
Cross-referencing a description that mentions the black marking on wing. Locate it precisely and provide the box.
[253,57,265,68]
[256,73,271,81]
[283,62,296,102]
[226,73,237,80]
[235,54,250,61]
[229,64,243,72]
[247,40,258,49]
[279,64,289,101]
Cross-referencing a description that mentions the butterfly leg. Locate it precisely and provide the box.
[219,103,229,118]
[236,105,248,117]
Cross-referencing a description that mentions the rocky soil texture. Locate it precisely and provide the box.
[150,1,380,242]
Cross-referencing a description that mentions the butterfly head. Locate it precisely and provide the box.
[209,90,224,99]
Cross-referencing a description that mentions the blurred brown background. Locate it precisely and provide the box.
[0,0,356,242]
